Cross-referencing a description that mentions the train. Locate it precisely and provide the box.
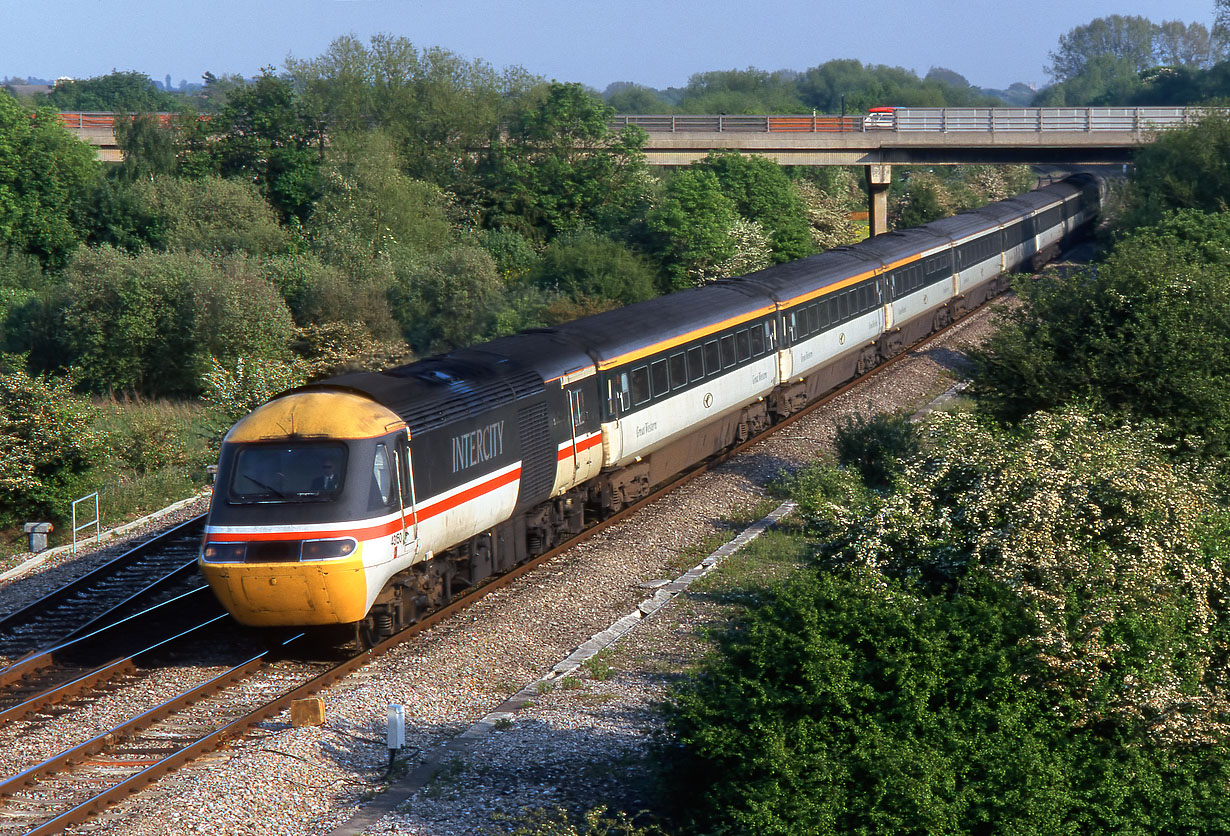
[198,173,1102,644]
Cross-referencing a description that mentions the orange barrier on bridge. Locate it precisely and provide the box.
[767,116,858,132]
[54,112,178,129]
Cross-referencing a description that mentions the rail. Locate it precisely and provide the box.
[610,106,1215,134]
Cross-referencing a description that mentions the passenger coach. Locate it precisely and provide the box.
[199,174,1102,643]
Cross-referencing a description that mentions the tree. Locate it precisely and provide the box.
[1216,0,1230,56]
[215,69,321,223]
[647,168,739,289]
[479,82,652,240]
[675,68,807,114]
[796,59,999,113]
[114,112,178,182]
[307,129,456,267]
[1032,53,1144,106]
[602,82,674,113]
[286,34,539,187]
[692,152,814,263]
[0,96,100,267]
[1047,15,1161,82]
[1127,110,1230,224]
[970,209,1230,458]
[39,71,180,113]
[1155,20,1218,68]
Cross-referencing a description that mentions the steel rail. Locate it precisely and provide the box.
[0,585,218,689]
[0,515,206,662]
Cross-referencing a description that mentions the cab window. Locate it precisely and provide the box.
[229,443,347,503]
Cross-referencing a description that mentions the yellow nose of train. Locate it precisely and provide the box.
[198,390,409,627]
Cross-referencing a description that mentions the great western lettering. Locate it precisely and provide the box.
[451,421,506,473]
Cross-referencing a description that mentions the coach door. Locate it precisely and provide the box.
[567,387,585,473]
[395,432,420,558]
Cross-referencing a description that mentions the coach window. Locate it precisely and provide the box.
[607,372,630,416]
[630,366,651,406]
[785,312,797,343]
[816,300,830,330]
[736,328,751,362]
[749,323,765,355]
[839,291,850,320]
[687,346,705,382]
[650,358,669,398]
[669,352,687,390]
[704,339,721,375]
[720,334,737,368]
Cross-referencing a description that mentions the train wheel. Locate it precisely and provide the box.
[354,620,378,651]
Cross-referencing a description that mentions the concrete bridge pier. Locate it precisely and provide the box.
[865,164,891,237]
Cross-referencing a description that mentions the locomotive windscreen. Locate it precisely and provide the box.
[228,442,348,503]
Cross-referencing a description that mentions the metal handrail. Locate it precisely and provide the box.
[72,492,100,551]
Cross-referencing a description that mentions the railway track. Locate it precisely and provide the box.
[0,287,1012,835]
[0,516,206,665]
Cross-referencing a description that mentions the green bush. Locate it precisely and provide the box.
[661,409,1230,835]
[0,362,103,528]
[199,355,304,446]
[971,210,1230,458]
[1127,111,1230,227]
[260,252,399,338]
[663,566,1230,836]
[132,176,290,256]
[478,228,540,281]
[530,231,658,306]
[42,247,295,397]
[388,245,507,354]
[832,411,920,491]
[497,806,668,836]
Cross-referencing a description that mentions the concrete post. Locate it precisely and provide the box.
[24,522,52,553]
[865,164,892,237]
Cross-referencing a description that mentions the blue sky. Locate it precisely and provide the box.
[3,0,1220,92]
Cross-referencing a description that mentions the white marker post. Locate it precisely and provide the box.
[387,704,405,774]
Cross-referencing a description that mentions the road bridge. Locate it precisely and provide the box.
[61,106,1209,235]
[617,107,1203,233]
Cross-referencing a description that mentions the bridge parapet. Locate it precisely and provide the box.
[612,106,1211,135]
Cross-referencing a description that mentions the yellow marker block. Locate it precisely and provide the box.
[291,697,326,727]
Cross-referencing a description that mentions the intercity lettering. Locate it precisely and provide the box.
[451,420,506,473]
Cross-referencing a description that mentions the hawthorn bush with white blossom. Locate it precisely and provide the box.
[0,364,103,529]
[662,408,1230,835]
[838,408,1230,747]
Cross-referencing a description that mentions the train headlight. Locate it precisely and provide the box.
[300,538,357,560]
[202,542,247,563]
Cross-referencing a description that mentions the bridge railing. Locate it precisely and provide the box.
[611,115,858,132]
[894,107,1196,132]
[612,107,1213,134]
